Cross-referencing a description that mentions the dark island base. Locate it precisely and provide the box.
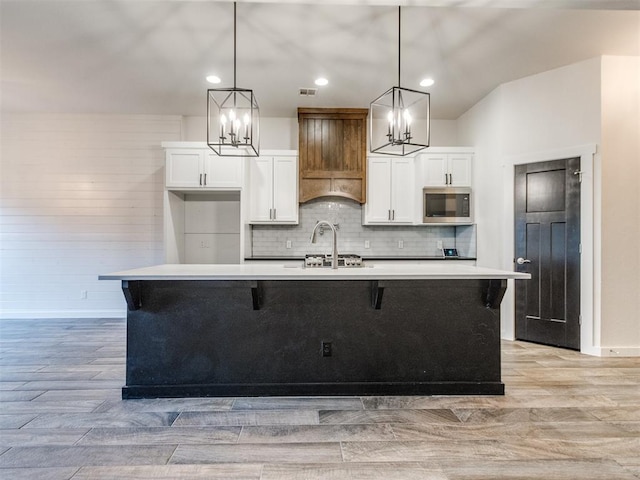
[123,382,505,399]
[121,279,507,399]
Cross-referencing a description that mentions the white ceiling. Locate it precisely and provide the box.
[1,0,639,119]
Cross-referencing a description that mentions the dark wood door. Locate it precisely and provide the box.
[514,158,581,350]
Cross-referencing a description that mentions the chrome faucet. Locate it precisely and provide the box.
[310,220,338,269]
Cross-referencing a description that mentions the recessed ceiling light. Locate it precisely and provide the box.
[206,75,221,84]
[314,77,329,86]
[420,78,435,88]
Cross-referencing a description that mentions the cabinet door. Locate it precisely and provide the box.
[272,156,298,223]
[422,154,449,186]
[448,154,472,186]
[204,152,243,188]
[166,150,203,188]
[390,158,413,223]
[364,157,392,223]
[248,157,274,222]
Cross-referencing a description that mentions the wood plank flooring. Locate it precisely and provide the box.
[0,318,638,479]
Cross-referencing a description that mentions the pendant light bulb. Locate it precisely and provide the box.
[403,109,411,126]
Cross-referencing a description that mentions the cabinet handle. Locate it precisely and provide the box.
[199,173,202,186]
[392,210,395,221]
[273,208,277,220]
[204,173,207,186]
[449,173,453,185]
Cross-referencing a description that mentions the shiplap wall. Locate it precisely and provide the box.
[0,114,182,318]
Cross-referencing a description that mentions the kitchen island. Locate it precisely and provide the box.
[100,263,529,398]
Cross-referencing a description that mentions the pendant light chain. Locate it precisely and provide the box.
[397,5,401,88]
[233,1,237,90]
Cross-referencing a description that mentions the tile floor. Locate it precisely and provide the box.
[0,318,638,479]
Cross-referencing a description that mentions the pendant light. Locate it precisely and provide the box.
[207,2,260,157]
[369,6,430,156]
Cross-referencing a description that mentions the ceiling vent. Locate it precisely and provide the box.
[299,88,318,97]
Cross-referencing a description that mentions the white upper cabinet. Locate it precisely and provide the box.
[421,152,472,187]
[166,150,203,188]
[363,156,413,224]
[164,145,242,189]
[272,156,298,222]
[248,156,273,222]
[204,152,243,189]
[248,155,298,224]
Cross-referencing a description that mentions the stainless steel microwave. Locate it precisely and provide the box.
[423,187,473,224]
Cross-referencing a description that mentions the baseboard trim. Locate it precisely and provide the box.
[0,310,125,320]
[123,381,506,399]
[594,346,640,357]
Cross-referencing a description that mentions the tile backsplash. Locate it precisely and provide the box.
[251,198,476,258]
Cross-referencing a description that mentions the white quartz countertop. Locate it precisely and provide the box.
[99,263,531,281]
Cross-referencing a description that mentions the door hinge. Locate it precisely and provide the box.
[579,314,582,325]
[579,243,582,254]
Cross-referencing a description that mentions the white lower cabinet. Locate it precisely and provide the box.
[248,155,298,224]
[363,156,413,224]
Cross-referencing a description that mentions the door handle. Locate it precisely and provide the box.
[516,257,531,265]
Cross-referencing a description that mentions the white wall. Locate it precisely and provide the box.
[182,115,459,148]
[599,56,640,351]
[457,86,507,271]
[458,56,640,355]
[0,111,456,319]
[0,114,182,318]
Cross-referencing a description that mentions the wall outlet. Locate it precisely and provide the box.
[364,240,370,249]
[322,341,332,357]
[398,240,404,249]
[437,240,443,250]
[80,290,87,299]
[286,240,292,249]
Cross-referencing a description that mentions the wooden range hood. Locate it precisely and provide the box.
[298,108,368,204]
